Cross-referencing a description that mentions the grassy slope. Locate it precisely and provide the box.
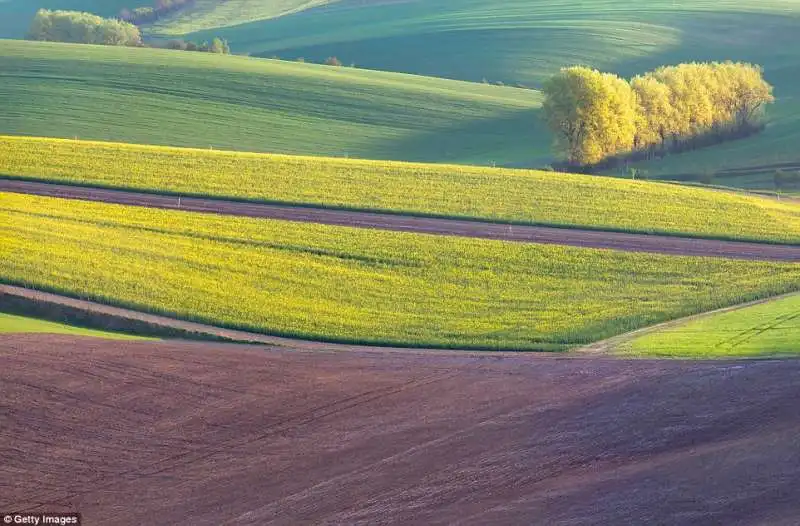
[0,312,147,339]
[148,0,332,34]
[0,39,544,165]
[3,192,800,351]
[4,136,800,244]
[621,293,800,358]
[164,0,800,188]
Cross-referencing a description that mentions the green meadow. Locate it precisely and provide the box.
[0,39,545,165]
[622,293,800,358]
[161,0,800,190]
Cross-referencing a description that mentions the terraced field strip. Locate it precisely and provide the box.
[4,192,800,350]
[5,136,800,244]
[4,180,800,261]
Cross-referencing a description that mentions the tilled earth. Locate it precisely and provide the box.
[2,335,800,525]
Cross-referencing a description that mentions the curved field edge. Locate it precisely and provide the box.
[0,310,151,340]
[0,291,230,342]
[580,292,800,358]
[4,192,800,351]
[3,136,800,245]
[0,286,327,348]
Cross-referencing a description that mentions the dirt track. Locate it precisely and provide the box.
[2,334,800,525]
[3,179,800,261]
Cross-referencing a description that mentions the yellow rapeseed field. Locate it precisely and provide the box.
[2,135,799,243]
[2,192,799,350]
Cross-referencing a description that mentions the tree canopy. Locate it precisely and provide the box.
[542,62,775,167]
[28,9,141,47]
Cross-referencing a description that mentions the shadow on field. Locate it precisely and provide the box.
[367,108,550,167]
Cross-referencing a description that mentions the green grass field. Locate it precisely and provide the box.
[153,0,800,190]
[0,311,148,339]
[147,0,332,35]
[3,192,800,351]
[0,39,545,165]
[621,293,800,358]
[1,2,798,188]
[4,136,800,244]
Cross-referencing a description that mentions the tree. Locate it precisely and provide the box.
[630,75,674,152]
[717,62,774,130]
[209,37,230,54]
[27,9,141,46]
[542,61,774,167]
[27,10,54,40]
[541,67,636,166]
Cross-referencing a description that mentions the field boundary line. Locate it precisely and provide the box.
[3,179,800,261]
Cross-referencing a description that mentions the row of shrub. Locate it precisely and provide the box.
[28,9,142,46]
[163,37,230,54]
[28,9,230,54]
[542,62,775,167]
[119,0,195,25]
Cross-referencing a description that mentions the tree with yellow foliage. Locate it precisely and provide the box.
[542,61,774,167]
[542,67,636,166]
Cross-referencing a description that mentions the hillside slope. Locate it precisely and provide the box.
[0,39,544,164]
[148,0,334,34]
[163,0,800,188]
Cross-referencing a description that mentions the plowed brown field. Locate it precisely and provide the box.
[2,335,800,525]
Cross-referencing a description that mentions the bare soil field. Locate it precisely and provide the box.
[3,179,800,261]
[2,334,800,525]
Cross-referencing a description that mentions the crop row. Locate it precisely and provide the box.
[3,136,800,244]
[3,192,799,350]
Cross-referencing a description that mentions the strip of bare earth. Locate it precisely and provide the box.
[2,179,800,261]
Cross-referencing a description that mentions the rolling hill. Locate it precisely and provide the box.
[2,2,799,187]
[149,0,800,189]
[0,38,545,165]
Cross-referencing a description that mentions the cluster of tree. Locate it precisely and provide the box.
[120,0,195,25]
[27,9,142,46]
[542,62,775,167]
[163,37,230,54]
